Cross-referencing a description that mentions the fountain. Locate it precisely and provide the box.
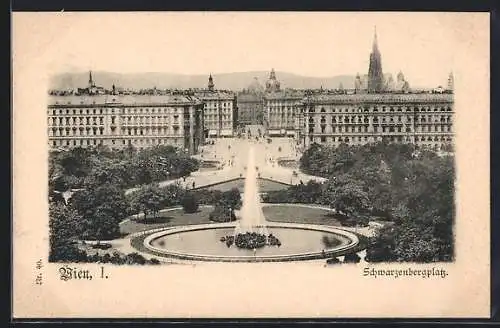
[225,146,278,249]
[138,143,361,262]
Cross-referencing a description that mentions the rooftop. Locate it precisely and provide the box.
[237,93,263,102]
[194,90,236,100]
[263,90,305,100]
[48,95,203,106]
[305,92,454,104]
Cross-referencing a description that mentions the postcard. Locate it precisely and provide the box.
[12,11,490,318]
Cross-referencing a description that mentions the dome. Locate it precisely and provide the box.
[248,77,264,94]
[265,68,281,92]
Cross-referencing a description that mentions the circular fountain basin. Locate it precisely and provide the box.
[143,222,359,262]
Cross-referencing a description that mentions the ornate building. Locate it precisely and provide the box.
[47,94,205,154]
[237,77,264,125]
[265,68,281,93]
[355,30,411,94]
[195,75,237,138]
[261,69,304,137]
[299,29,454,150]
[301,93,454,150]
[263,90,304,137]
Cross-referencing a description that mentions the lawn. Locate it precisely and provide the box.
[262,205,342,226]
[203,178,290,193]
[277,159,299,169]
[120,206,214,235]
[122,204,342,236]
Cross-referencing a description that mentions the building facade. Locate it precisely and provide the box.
[195,76,237,138]
[237,77,265,126]
[262,69,304,137]
[47,94,205,154]
[301,93,454,149]
[259,31,454,150]
[263,90,304,137]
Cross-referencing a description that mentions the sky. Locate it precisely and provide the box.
[14,12,487,88]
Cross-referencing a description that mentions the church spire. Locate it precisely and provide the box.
[368,27,384,93]
[373,26,379,52]
[88,70,94,88]
[208,74,215,91]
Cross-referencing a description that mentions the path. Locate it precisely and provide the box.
[126,137,325,195]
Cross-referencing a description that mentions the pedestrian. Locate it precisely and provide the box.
[192,181,195,189]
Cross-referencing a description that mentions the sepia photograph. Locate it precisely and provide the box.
[13,11,490,318]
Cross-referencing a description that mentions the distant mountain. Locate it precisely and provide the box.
[49,71,356,91]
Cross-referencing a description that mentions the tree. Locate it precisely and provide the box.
[49,201,86,262]
[299,140,455,262]
[129,184,164,220]
[321,174,370,219]
[83,159,126,189]
[207,188,241,222]
[70,184,129,240]
[82,207,122,240]
[290,181,323,203]
[182,192,199,213]
[366,154,455,262]
[221,188,242,213]
[209,205,237,222]
[58,147,93,177]
[160,183,186,208]
[365,225,397,262]
[343,253,361,263]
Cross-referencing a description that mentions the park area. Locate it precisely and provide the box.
[120,204,338,236]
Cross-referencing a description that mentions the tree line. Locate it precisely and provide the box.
[48,144,201,263]
[267,141,454,262]
[49,144,199,192]
[49,142,242,263]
